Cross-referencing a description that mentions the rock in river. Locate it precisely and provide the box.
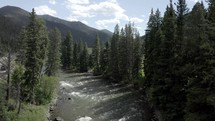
[75,116,92,121]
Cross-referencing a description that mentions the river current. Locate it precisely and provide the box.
[50,72,152,121]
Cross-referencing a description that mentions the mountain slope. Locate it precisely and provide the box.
[0,6,112,47]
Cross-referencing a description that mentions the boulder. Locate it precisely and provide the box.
[75,116,92,121]
[54,117,64,121]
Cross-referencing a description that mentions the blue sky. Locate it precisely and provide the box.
[0,0,205,35]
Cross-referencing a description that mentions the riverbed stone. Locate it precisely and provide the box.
[54,117,64,121]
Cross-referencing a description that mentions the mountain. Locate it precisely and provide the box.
[0,6,113,47]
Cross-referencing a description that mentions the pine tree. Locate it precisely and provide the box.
[110,24,120,80]
[118,28,127,81]
[100,41,110,76]
[167,0,189,120]
[61,33,73,70]
[144,9,163,90]
[92,35,101,75]
[22,9,49,103]
[125,23,134,82]
[157,1,177,120]
[17,27,27,64]
[79,41,89,72]
[76,40,84,71]
[73,41,78,68]
[208,0,215,23]
[45,28,61,76]
[88,54,93,70]
[207,2,215,116]
[144,9,157,88]
[132,32,142,79]
[12,64,25,114]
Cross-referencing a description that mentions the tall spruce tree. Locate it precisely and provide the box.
[100,41,110,76]
[207,0,215,108]
[125,23,134,82]
[92,35,101,75]
[144,9,157,88]
[79,41,89,72]
[132,32,142,79]
[23,9,48,103]
[110,24,120,80]
[118,27,127,81]
[144,9,163,90]
[183,2,215,121]
[73,41,78,68]
[157,1,177,120]
[157,0,189,120]
[17,27,27,64]
[61,33,73,69]
[45,28,61,76]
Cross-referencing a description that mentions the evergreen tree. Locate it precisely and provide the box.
[12,64,25,114]
[207,2,215,116]
[208,0,215,23]
[88,54,93,70]
[156,1,177,120]
[132,32,142,79]
[76,40,84,71]
[125,23,134,82]
[170,0,189,120]
[100,41,110,76]
[61,33,73,69]
[79,41,89,72]
[110,24,120,80]
[183,1,215,120]
[73,41,78,68]
[17,27,27,64]
[118,28,127,81]
[92,35,101,75]
[144,9,163,89]
[22,9,49,103]
[144,9,157,88]
[45,28,61,76]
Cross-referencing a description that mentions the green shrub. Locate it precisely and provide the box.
[35,75,58,104]
[5,103,48,121]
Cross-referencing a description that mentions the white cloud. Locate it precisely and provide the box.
[65,0,143,29]
[65,0,127,17]
[116,13,129,20]
[49,0,56,5]
[135,26,142,31]
[65,0,129,28]
[67,0,89,5]
[66,15,78,21]
[34,5,57,16]
[81,20,88,25]
[96,18,120,28]
[130,17,144,23]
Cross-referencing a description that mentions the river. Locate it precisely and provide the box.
[50,72,153,121]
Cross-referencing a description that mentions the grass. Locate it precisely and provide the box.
[6,103,49,121]
[17,104,48,121]
[0,75,59,121]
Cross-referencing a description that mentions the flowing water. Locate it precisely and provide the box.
[50,72,152,121]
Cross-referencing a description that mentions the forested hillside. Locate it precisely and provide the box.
[0,6,112,47]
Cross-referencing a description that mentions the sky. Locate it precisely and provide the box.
[0,0,206,35]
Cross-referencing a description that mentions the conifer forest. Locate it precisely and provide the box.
[0,0,214,121]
